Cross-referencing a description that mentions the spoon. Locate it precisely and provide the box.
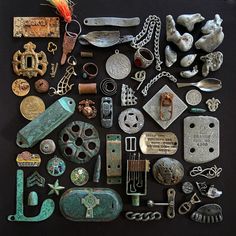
[177,78,222,92]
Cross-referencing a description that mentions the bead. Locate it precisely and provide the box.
[34,79,49,93]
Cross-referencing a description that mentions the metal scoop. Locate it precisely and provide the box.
[177,78,222,92]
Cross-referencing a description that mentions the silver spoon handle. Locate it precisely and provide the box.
[177,82,196,88]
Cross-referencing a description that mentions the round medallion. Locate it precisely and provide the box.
[20,96,45,121]
[105,50,131,80]
[153,157,184,185]
[185,89,202,106]
[40,139,56,155]
[12,79,30,97]
[118,108,144,134]
[47,156,66,177]
[70,167,89,186]
[182,182,194,194]
[58,121,100,164]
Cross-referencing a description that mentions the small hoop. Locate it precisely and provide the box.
[65,19,82,38]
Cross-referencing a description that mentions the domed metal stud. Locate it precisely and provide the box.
[40,139,56,155]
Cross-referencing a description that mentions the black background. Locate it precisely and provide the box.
[0,0,236,235]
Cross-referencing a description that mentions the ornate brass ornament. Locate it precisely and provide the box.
[78,99,97,119]
[12,42,48,78]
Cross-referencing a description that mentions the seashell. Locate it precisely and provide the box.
[200,51,223,77]
[180,54,197,67]
[165,45,177,67]
[177,13,205,32]
[166,15,194,52]
[40,139,56,155]
[153,157,184,185]
[180,65,198,78]
[201,14,223,34]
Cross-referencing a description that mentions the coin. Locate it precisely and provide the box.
[182,182,194,194]
[12,79,30,96]
[70,167,89,186]
[20,96,45,120]
[185,89,202,106]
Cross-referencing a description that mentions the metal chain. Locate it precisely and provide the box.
[125,211,162,221]
[141,71,177,97]
[131,15,162,71]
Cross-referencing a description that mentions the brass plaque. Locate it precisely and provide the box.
[13,17,60,38]
[139,132,178,155]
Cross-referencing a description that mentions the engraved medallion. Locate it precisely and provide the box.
[20,96,45,121]
[12,79,30,97]
[70,167,89,186]
[185,89,202,106]
[105,50,131,80]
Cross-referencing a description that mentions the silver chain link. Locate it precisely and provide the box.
[125,211,162,221]
[141,71,177,97]
[131,15,162,71]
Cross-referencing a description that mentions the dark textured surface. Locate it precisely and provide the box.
[0,0,235,235]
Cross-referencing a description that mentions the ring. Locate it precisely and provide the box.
[82,63,98,79]
[65,20,82,38]
[134,47,154,69]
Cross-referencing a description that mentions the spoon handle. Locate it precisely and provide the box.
[177,82,196,88]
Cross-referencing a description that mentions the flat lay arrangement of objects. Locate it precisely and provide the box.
[8,0,225,224]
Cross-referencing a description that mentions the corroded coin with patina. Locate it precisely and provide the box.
[70,167,89,186]
[12,79,30,97]
[20,96,45,120]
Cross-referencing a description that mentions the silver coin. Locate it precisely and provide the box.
[106,50,131,80]
[185,89,202,106]
[182,182,194,194]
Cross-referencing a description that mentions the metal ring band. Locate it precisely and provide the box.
[100,78,117,96]
[65,19,82,38]
[134,47,154,69]
[82,63,98,79]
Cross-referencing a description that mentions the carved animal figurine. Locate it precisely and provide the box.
[78,100,97,119]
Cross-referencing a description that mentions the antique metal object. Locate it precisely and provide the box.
[141,71,177,97]
[121,84,137,106]
[50,63,58,78]
[8,170,55,222]
[16,151,41,167]
[178,193,201,215]
[47,42,57,55]
[125,137,137,152]
[191,204,223,223]
[131,70,146,90]
[206,97,221,112]
[48,179,65,196]
[34,79,49,93]
[12,42,48,78]
[49,56,77,96]
[185,89,202,106]
[196,182,222,198]
[12,79,30,97]
[177,13,205,31]
[100,78,117,96]
[78,83,97,94]
[184,116,220,164]
[101,97,113,128]
[134,47,154,69]
[125,211,161,221]
[200,51,223,77]
[153,157,184,185]
[40,139,56,155]
[83,17,140,27]
[26,171,45,188]
[196,182,208,196]
[59,188,123,222]
[93,155,101,183]
[118,108,144,134]
[82,63,98,79]
[143,85,187,130]
[190,165,222,179]
[28,191,38,206]
[180,54,197,67]
[126,153,150,206]
[80,51,93,58]
[106,50,131,80]
[131,15,162,70]
[47,156,66,177]
[16,97,75,148]
[139,132,178,155]
[71,167,89,186]
[165,45,177,67]
[147,188,176,219]
[180,65,199,78]
[20,96,45,121]
[106,134,122,184]
[189,108,206,113]
[58,121,100,164]
[78,99,97,119]
[13,17,60,38]
[182,182,194,194]
[166,15,193,51]
[177,78,222,92]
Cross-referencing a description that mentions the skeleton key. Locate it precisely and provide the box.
[81,192,100,219]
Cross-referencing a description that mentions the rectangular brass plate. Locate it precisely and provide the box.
[106,134,122,184]
[13,17,60,38]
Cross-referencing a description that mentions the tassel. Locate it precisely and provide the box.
[47,0,73,23]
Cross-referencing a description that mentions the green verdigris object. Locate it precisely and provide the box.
[59,188,123,222]
[16,97,75,148]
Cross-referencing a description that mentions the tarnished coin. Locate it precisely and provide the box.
[20,96,45,120]
[185,89,202,106]
[12,79,30,96]
[182,182,194,194]
[70,167,89,186]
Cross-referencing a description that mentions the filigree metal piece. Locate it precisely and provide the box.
[78,99,97,119]
[178,193,201,215]
[206,97,221,112]
[121,84,137,106]
[125,211,161,221]
[16,151,41,167]
[190,165,222,179]
[12,42,48,78]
